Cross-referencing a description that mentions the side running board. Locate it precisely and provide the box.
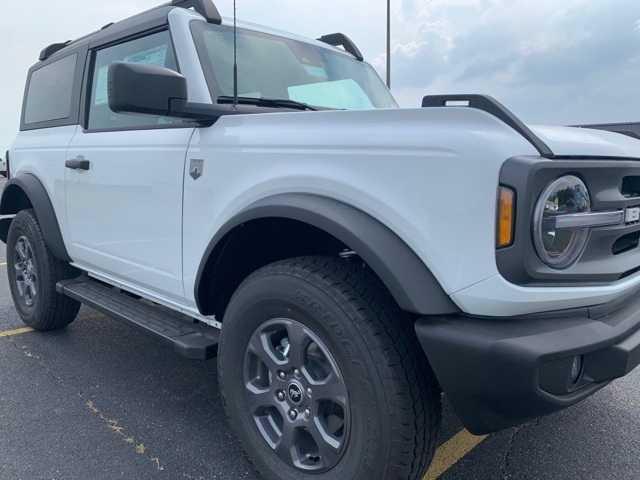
[422,94,555,159]
[57,277,219,360]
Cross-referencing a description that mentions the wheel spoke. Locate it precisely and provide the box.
[286,322,311,367]
[309,418,342,469]
[312,371,348,406]
[246,387,277,413]
[274,421,296,464]
[14,263,25,279]
[15,241,26,262]
[15,279,25,297]
[28,282,37,300]
[248,332,285,372]
[22,283,33,306]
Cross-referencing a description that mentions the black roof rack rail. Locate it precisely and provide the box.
[422,94,555,158]
[170,0,222,24]
[38,1,221,62]
[39,41,72,61]
[317,33,364,61]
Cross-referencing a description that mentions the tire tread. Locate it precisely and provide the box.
[222,256,441,479]
[8,209,79,331]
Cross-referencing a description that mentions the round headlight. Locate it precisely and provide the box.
[533,175,591,269]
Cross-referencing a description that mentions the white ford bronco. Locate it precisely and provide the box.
[4,1,640,479]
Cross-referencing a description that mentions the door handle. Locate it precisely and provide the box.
[65,157,91,171]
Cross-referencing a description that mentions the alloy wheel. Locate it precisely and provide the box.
[243,318,351,472]
[14,236,38,307]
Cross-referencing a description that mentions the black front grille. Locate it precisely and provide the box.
[613,232,640,256]
[622,176,640,198]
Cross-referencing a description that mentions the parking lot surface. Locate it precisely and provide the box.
[1,183,640,479]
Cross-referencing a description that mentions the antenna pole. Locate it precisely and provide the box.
[233,0,238,107]
[386,0,391,88]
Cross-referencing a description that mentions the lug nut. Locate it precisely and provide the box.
[304,408,311,419]
[278,371,286,380]
[306,388,312,397]
[294,368,301,377]
[289,409,298,420]
[276,390,285,402]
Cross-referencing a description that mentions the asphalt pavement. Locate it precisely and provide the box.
[0,179,639,479]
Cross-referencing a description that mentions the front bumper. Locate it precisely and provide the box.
[416,288,640,435]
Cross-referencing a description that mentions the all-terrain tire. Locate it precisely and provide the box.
[7,209,80,331]
[218,256,441,480]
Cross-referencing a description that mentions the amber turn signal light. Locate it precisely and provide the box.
[497,186,515,248]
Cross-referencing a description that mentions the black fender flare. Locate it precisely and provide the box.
[0,173,71,262]
[195,193,458,316]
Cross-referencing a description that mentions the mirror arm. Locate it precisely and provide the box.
[169,99,261,125]
[169,99,223,124]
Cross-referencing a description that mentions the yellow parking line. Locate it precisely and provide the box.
[0,327,34,338]
[424,430,488,480]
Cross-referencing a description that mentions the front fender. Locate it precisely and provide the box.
[195,193,459,316]
[0,173,71,262]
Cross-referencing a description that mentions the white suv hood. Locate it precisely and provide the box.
[530,124,640,158]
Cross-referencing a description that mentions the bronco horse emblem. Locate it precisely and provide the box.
[190,159,204,180]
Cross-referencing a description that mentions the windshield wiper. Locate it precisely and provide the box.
[217,96,318,111]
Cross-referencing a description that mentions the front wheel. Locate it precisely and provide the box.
[7,209,80,331]
[218,256,441,480]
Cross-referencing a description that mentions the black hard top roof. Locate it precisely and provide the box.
[35,0,363,69]
[38,1,222,65]
[39,5,173,64]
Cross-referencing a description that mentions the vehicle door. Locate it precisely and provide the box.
[65,29,195,302]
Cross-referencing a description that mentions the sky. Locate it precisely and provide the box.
[2,0,640,149]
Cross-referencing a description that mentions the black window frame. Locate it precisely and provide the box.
[81,26,194,134]
[20,47,88,131]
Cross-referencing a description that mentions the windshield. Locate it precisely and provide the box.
[191,22,398,111]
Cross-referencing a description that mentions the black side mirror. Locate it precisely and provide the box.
[107,61,271,124]
[108,62,189,117]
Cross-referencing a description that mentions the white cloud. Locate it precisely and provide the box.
[389,0,640,123]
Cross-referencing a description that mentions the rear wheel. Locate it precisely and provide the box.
[7,209,80,331]
[218,256,441,480]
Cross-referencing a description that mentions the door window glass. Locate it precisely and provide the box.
[88,30,189,130]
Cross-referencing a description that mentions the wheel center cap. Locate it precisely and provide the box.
[287,382,304,405]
